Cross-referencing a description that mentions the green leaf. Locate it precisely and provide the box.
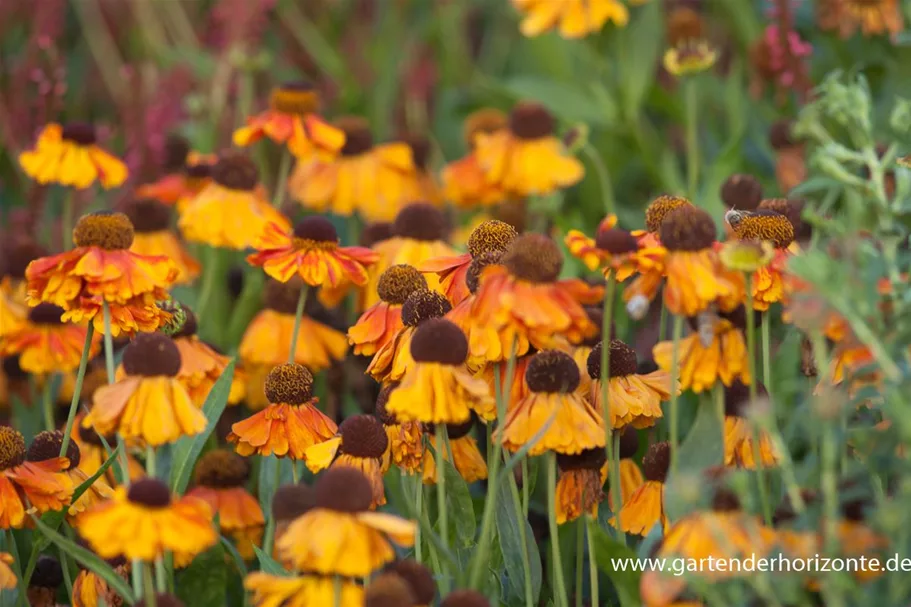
[257,455,294,515]
[616,0,662,119]
[31,516,135,605]
[252,544,289,577]
[170,359,235,493]
[497,76,616,127]
[176,543,227,607]
[589,524,641,607]
[665,396,724,520]
[495,478,542,604]
[442,456,477,548]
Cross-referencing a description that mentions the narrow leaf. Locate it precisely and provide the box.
[494,479,542,604]
[31,516,135,605]
[176,543,227,607]
[590,524,641,607]
[253,545,289,577]
[170,360,235,493]
[442,457,476,548]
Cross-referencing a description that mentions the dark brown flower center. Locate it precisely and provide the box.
[163,134,190,173]
[643,442,671,482]
[644,195,692,233]
[383,560,437,604]
[509,102,555,140]
[127,478,172,508]
[711,488,742,512]
[73,211,135,250]
[264,363,314,405]
[28,303,64,325]
[293,216,339,243]
[61,122,97,145]
[618,427,639,459]
[211,153,259,191]
[193,449,250,488]
[393,203,447,242]
[659,206,717,251]
[586,339,639,379]
[401,135,432,170]
[401,290,451,327]
[366,573,416,607]
[271,483,315,521]
[410,318,468,365]
[77,423,115,448]
[467,220,518,258]
[500,233,562,283]
[377,265,427,305]
[336,117,374,156]
[2,239,48,279]
[375,382,401,425]
[732,209,795,249]
[120,197,173,233]
[27,430,80,469]
[768,119,795,149]
[557,447,607,472]
[525,350,580,393]
[339,414,388,458]
[466,251,502,295]
[360,222,394,247]
[313,466,374,513]
[723,379,768,417]
[184,162,212,179]
[30,555,63,589]
[720,174,763,211]
[445,416,476,440]
[269,82,319,115]
[262,278,309,315]
[122,332,182,377]
[595,228,638,255]
[463,108,508,147]
[0,426,27,470]
[440,589,491,607]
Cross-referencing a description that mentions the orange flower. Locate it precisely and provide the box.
[179,152,290,250]
[613,442,670,536]
[819,0,903,38]
[239,279,348,372]
[422,418,489,485]
[442,108,508,209]
[782,274,849,342]
[375,383,424,475]
[555,448,606,524]
[512,0,629,38]
[71,558,131,607]
[348,265,427,357]
[477,352,532,411]
[26,430,113,519]
[366,291,452,384]
[474,102,584,198]
[589,339,677,429]
[0,303,99,375]
[305,414,390,509]
[364,203,458,309]
[497,351,605,456]
[187,450,264,560]
[470,234,603,362]
[247,217,378,288]
[84,333,206,446]
[566,220,667,283]
[25,212,177,336]
[19,123,127,189]
[289,116,420,221]
[0,552,15,590]
[234,82,345,159]
[137,153,216,212]
[0,239,47,339]
[723,381,778,469]
[0,426,73,529]
[70,413,144,486]
[372,135,443,209]
[121,197,200,284]
[228,364,337,460]
[653,310,751,393]
[725,208,797,310]
[419,219,518,306]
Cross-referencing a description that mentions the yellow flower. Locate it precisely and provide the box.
[442,109,509,209]
[72,560,131,607]
[0,303,100,375]
[78,477,217,562]
[384,318,495,424]
[84,332,206,446]
[348,264,427,357]
[178,152,290,250]
[186,450,264,560]
[0,552,16,590]
[0,238,47,339]
[555,448,606,524]
[245,573,364,607]
[422,417,489,485]
[512,0,629,38]
[613,442,670,536]
[25,212,178,336]
[474,102,584,198]
[0,426,73,529]
[376,383,425,475]
[588,339,677,429]
[19,123,127,189]
[663,39,718,76]
[122,197,200,284]
[276,467,416,577]
[723,381,779,469]
[304,414,390,509]
[497,350,605,456]
[228,364,336,460]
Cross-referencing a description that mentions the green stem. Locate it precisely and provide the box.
[574,521,584,607]
[581,143,615,216]
[102,303,131,485]
[58,549,74,600]
[41,377,55,431]
[508,471,534,607]
[714,383,725,442]
[143,563,156,606]
[547,452,568,607]
[745,278,770,525]
[62,189,74,250]
[291,461,300,483]
[146,445,156,479]
[195,247,222,329]
[272,150,293,209]
[59,323,95,456]
[521,458,530,518]
[668,315,684,476]
[262,461,282,556]
[288,285,309,364]
[132,559,144,602]
[684,77,699,199]
[7,530,28,607]
[611,436,624,547]
[761,312,773,408]
[600,276,615,462]
[333,575,342,607]
[587,517,599,607]
[435,425,451,593]
[413,471,423,563]
[226,270,265,349]
[155,557,167,594]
